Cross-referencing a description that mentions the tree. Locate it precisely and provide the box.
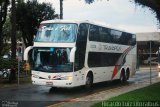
[2,16,11,55]
[0,0,9,55]
[134,0,160,25]
[3,16,11,43]
[11,0,17,59]
[16,0,58,47]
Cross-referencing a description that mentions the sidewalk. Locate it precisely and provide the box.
[48,68,160,107]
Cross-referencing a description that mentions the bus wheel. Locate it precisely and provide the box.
[120,70,126,83]
[85,73,93,89]
[126,69,130,80]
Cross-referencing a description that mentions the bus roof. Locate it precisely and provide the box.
[41,19,88,24]
[41,19,135,35]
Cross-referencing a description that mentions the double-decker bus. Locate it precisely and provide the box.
[24,20,137,88]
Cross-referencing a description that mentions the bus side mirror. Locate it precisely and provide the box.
[70,47,76,62]
[24,46,33,61]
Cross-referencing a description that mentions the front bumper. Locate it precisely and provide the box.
[32,77,76,88]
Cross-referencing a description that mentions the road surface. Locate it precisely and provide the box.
[0,67,159,107]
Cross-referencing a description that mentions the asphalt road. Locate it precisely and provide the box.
[0,68,159,107]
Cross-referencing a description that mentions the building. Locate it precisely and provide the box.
[136,32,160,65]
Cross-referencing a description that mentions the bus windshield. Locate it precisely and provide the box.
[34,23,78,42]
[32,47,73,72]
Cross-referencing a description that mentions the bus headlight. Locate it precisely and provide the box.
[61,76,73,80]
[66,76,73,80]
[158,65,160,69]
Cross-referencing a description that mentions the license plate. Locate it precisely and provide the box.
[46,82,53,86]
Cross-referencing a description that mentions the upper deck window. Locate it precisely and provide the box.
[35,23,78,43]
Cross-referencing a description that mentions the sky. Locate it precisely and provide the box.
[36,0,160,33]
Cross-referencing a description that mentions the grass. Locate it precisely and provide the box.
[0,76,31,88]
[92,82,160,107]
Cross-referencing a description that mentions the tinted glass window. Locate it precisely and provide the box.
[75,23,89,71]
[89,24,136,46]
[32,47,73,72]
[89,25,100,42]
[110,30,122,44]
[131,34,136,46]
[99,27,112,43]
[88,52,122,67]
[77,23,89,42]
[35,23,78,43]
[119,32,133,45]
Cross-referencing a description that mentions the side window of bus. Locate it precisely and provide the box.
[75,23,89,71]
[110,30,122,44]
[127,34,133,45]
[77,24,88,42]
[131,35,136,46]
[119,32,134,45]
[88,52,122,67]
[99,27,111,43]
[89,25,100,42]
[125,33,132,45]
[119,32,128,45]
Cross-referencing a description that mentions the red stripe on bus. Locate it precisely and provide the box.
[111,66,118,79]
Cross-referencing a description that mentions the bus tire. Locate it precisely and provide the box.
[120,69,126,83]
[85,72,93,89]
[126,68,130,80]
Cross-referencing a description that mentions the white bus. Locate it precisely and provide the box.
[24,20,137,88]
